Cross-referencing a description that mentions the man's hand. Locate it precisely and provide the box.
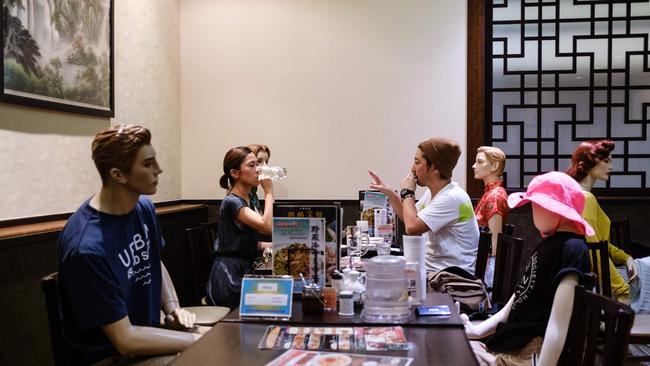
[399,173,416,191]
[164,308,196,330]
[368,170,393,194]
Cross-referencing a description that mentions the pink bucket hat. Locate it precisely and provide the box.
[507,171,595,236]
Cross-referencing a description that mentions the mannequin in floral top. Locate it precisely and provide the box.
[472,146,509,286]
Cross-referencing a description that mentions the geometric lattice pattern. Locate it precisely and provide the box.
[488,0,650,193]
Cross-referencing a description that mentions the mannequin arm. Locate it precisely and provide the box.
[102,316,198,357]
[161,263,196,330]
[487,214,502,256]
[463,294,515,340]
[536,273,579,366]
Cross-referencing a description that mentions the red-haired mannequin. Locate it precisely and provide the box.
[567,140,637,303]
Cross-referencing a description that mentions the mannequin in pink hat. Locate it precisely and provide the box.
[462,171,591,366]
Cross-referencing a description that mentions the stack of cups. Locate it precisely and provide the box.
[403,235,427,302]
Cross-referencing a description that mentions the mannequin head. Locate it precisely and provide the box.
[247,144,271,166]
[566,140,614,183]
[92,125,155,185]
[473,146,506,181]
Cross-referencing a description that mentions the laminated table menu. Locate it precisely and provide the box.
[258,325,409,352]
[265,349,413,366]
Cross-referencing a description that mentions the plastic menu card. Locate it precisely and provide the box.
[239,276,293,319]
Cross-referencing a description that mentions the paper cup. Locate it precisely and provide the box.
[403,235,425,262]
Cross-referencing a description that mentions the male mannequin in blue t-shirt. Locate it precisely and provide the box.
[58,125,199,365]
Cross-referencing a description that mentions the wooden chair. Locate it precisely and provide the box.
[588,240,612,298]
[41,272,83,366]
[185,222,218,305]
[474,228,492,283]
[503,223,515,236]
[491,233,523,304]
[560,285,635,366]
[611,218,650,258]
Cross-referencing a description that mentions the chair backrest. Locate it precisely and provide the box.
[560,285,635,366]
[503,223,515,236]
[474,229,492,282]
[588,240,612,298]
[610,218,632,254]
[185,222,218,305]
[491,233,524,304]
[41,272,81,366]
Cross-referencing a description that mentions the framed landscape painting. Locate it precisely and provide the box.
[1,0,114,117]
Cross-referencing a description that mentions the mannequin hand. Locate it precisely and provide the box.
[461,313,481,339]
[368,170,393,194]
[164,308,196,330]
[399,173,416,191]
[627,257,638,282]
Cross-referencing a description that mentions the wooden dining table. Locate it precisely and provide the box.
[170,292,478,365]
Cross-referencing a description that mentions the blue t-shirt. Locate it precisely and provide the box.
[214,193,258,259]
[58,197,165,364]
[207,193,258,308]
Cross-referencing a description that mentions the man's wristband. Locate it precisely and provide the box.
[400,188,415,200]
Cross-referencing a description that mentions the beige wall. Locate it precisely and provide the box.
[0,0,469,219]
[0,0,182,220]
[180,0,468,200]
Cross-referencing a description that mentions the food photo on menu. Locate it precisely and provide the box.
[272,217,326,292]
[258,326,408,352]
[264,349,413,366]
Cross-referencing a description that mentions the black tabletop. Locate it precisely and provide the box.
[221,292,463,327]
[169,322,478,366]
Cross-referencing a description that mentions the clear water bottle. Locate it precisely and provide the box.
[257,166,287,181]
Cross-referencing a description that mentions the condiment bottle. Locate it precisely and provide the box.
[302,283,324,315]
[338,290,354,316]
[331,270,343,293]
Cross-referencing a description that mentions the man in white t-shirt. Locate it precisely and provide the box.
[369,137,479,274]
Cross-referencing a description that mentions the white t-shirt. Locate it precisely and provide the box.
[415,181,479,274]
